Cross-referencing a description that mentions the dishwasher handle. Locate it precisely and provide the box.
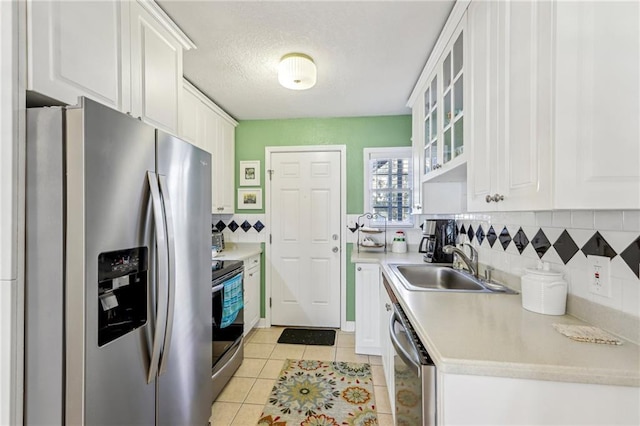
[389,309,422,377]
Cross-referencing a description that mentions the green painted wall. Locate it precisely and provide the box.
[235,115,411,322]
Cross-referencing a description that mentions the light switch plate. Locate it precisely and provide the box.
[587,255,612,298]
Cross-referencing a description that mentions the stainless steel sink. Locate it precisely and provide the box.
[389,264,517,294]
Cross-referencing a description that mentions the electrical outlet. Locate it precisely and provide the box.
[587,255,612,298]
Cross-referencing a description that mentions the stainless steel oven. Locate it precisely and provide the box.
[389,302,436,425]
[211,259,244,401]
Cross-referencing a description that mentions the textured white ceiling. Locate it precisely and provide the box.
[157,1,455,120]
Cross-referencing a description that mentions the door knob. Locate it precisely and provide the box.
[332,247,339,253]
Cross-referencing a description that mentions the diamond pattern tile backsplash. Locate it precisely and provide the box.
[454,210,640,318]
[212,214,268,243]
[214,211,639,316]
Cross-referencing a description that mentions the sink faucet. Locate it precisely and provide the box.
[443,243,479,278]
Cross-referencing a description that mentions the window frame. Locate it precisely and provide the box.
[363,147,414,228]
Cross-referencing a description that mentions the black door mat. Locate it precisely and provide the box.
[277,328,336,346]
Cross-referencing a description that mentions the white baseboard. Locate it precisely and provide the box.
[342,321,355,332]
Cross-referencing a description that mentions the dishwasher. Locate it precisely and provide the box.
[389,301,436,425]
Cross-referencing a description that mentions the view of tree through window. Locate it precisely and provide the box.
[369,156,412,224]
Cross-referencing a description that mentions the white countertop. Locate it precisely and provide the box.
[352,250,640,387]
[213,243,262,261]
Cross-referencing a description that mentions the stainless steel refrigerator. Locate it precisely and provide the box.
[25,98,212,425]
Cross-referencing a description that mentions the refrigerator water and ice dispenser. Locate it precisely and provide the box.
[97,247,148,347]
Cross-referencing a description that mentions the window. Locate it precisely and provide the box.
[364,147,413,227]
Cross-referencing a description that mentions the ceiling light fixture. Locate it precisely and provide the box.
[278,53,316,90]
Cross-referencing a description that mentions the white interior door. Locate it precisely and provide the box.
[269,150,341,328]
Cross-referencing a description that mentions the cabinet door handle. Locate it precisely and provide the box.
[486,194,505,203]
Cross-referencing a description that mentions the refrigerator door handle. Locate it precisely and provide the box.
[158,174,176,375]
[147,171,169,383]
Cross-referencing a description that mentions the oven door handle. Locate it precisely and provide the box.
[389,310,422,377]
[212,283,225,294]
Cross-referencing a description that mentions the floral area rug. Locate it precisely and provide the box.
[257,359,378,426]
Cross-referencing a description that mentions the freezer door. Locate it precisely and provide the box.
[156,131,213,425]
[25,108,66,425]
[66,98,158,425]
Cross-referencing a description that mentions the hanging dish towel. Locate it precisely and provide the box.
[221,272,244,328]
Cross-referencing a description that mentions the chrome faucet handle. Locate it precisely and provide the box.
[462,242,478,262]
[484,266,494,283]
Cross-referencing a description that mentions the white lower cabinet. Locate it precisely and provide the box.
[379,275,395,417]
[181,80,238,214]
[355,263,380,355]
[243,254,261,336]
[439,373,639,425]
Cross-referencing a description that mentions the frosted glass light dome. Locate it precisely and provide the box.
[278,53,317,90]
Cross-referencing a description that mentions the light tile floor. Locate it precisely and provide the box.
[210,327,394,426]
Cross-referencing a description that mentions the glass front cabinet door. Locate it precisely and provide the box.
[423,76,438,174]
[419,21,465,181]
[443,31,464,165]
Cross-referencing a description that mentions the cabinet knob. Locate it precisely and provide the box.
[357,267,362,271]
[485,195,493,203]
[332,246,339,253]
[385,303,391,311]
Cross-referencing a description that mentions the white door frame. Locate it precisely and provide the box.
[264,145,347,330]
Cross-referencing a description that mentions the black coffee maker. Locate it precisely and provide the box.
[418,219,457,263]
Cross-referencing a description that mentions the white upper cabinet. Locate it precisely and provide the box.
[407,2,470,213]
[411,106,423,214]
[126,0,193,135]
[180,82,200,147]
[467,0,553,211]
[27,0,195,136]
[27,0,124,109]
[181,80,238,214]
[414,18,467,183]
[213,117,236,214]
[553,1,640,210]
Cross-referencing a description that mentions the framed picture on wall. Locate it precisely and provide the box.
[239,161,261,186]
[238,188,262,209]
